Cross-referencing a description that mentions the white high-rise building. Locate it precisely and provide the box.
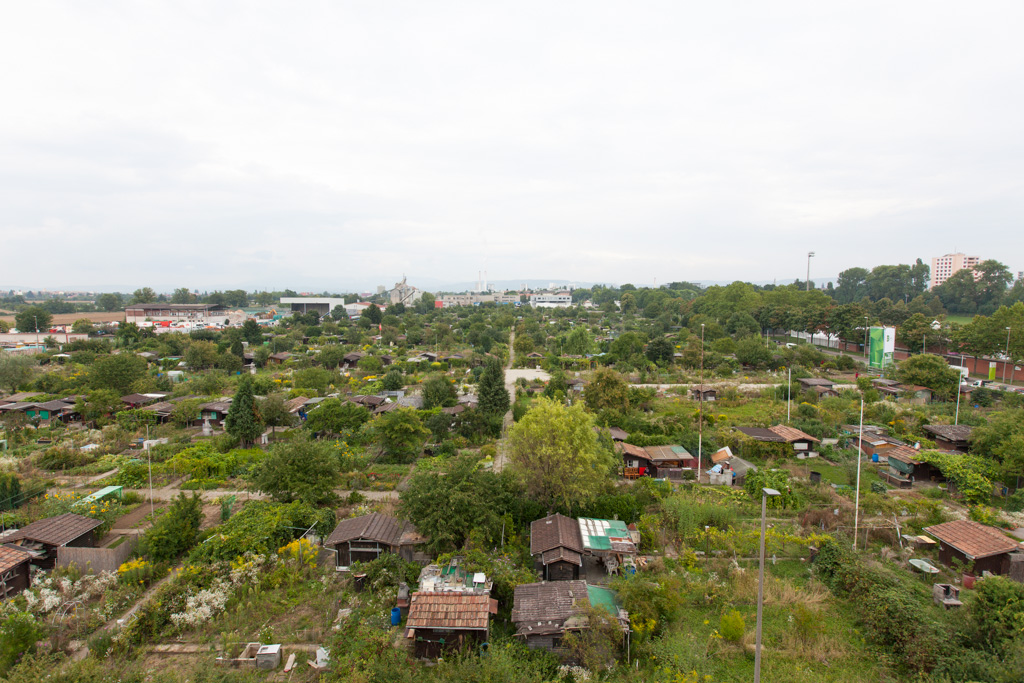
[930,253,981,290]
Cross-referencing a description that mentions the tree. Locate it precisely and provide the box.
[14,306,51,333]
[241,319,263,345]
[115,321,142,348]
[71,319,95,334]
[293,367,334,392]
[381,369,404,391]
[318,345,345,369]
[224,376,264,446]
[477,357,509,415]
[140,492,203,562]
[422,375,457,410]
[90,353,147,393]
[229,337,244,358]
[896,354,960,399]
[399,456,525,553]
[0,612,44,674]
[251,439,340,506]
[75,389,122,425]
[132,287,157,304]
[508,398,612,512]
[374,407,429,463]
[563,326,593,355]
[645,337,674,364]
[363,304,383,325]
[260,392,297,433]
[0,354,37,393]
[171,287,196,304]
[583,367,630,414]
[735,337,773,368]
[513,334,535,356]
[184,340,218,370]
[96,292,124,311]
[305,398,369,434]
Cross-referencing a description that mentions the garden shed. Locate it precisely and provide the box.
[405,592,496,659]
[924,520,1023,576]
[531,513,584,581]
[325,513,421,570]
[4,513,102,569]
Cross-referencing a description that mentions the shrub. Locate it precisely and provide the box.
[719,610,745,642]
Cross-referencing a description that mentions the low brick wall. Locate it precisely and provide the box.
[57,537,137,574]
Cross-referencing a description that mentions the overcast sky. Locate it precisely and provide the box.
[1,1,1022,292]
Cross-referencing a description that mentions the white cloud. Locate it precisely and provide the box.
[1,1,1022,290]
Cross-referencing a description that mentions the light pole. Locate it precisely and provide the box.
[786,365,791,423]
[805,252,815,291]
[854,398,864,549]
[1004,327,1012,384]
[754,487,781,683]
[955,353,965,426]
[698,323,705,482]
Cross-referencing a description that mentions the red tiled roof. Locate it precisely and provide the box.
[769,425,820,443]
[406,592,496,630]
[925,520,1020,560]
[0,543,33,574]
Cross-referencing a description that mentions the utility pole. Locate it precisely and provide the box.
[698,324,705,482]
[806,252,815,291]
[1004,327,1012,384]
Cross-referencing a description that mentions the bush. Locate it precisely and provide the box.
[719,610,745,642]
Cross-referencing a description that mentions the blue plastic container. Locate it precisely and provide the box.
[872,453,879,463]
[391,607,401,626]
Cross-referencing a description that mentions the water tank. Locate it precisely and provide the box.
[390,607,401,626]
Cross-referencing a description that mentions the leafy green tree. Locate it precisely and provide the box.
[96,292,124,311]
[229,337,244,358]
[140,492,203,563]
[381,369,404,391]
[251,439,340,506]
[362,304,383,325]
[646,337,674,364]
[253,346,271,368]
[170,398,202,428]
[241,319,263,345]
[318,345,345,369]
[834,267,870,304]
[292,367,334,392]
[260,392,297,433]
[513,333,534,356]
[895,354,960,399]
[305,398,369,434]
[543,369,569,400]
[171,287,196,304]
[374,407,429,463]
[735,337,773,368]
[131,287,157,304]
[563,326,593,355]
[71,319,94,334]
[507,397,613,512]
[422,375,457,410]
[583,367,629,414]
[0,354,37,393]
[14,306,51,333]
[224,376,264,446]
[0,612,44,674]
[399,456,528,552]
[0,472,22,511]
[184,340,218,370]
[477,357,510,415]
[90,353,147,393]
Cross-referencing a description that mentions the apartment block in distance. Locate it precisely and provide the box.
[930,253,980,290]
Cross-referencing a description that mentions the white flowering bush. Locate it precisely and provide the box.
[558,665,592,681]
[21,570,117,615]
[167,553,273,632]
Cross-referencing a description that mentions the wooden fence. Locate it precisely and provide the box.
[58,537,137,574]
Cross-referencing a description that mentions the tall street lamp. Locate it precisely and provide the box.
[806,252,815,292]
[698,323,705,481]
[863,316,869,359]
[754,487,781,683]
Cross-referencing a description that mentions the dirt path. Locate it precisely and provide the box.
[493,330,521,473]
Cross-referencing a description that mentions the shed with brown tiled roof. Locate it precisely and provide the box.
[0,543,35,599]
[5,513,102,569]
[530,513,584,581]
[406,592,497,658]
[923,425,973,453]
[325,513,418,569]
[925,520,1022,575]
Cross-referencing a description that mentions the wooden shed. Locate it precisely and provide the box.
[0,544,35,599]
[925,520,1022,576]
[530,513,584,581]
[4,513,102,569]
[406,592,497,659]
[325,513,420,570]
